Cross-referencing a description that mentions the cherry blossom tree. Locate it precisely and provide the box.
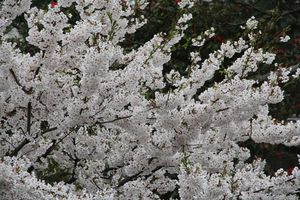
[1,0,300,199]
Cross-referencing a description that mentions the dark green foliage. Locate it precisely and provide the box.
[36,158,73,184]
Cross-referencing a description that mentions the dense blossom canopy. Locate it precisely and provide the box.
[1,0,300,199]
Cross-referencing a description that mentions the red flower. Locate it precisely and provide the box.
[213,35,225,44]
[294,102,300,109]
[275,48,284,56]
[51,2,58,8]
[175,0,181,4]
[292,35,300,49]
[274,151,283,159]
[287,166,294,175]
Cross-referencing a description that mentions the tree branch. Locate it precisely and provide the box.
[98,115,132,125]
[27,102,31,135]
[27,130,74,173]
[5,138,30,157]
[4,127,57,157]
[253,177,296,193]
[9,69,33,94]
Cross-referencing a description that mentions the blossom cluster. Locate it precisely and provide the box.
[0,0,300,199]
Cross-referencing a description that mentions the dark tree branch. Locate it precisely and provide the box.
[5,102,32,157]
[27,130,74,173]
[5,138,30,157]
[116,166,164,188]
[98,115,132,125]
[216,107,230,113]
[4,127,57,158]
[27,139,57,173]
[116,171,144,188]
[34,67,40,79]
[41,127,58,135]
[66,156,80,184]
[116,157,162,188]
[9,69,33,94]
[91,178,103,191]
[27,102,32,135]
[253,177,296,193]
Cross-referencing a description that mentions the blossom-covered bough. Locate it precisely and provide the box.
[1,0,300,199]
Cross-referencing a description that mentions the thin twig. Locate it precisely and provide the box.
[27,130,74,173]
[253,177,296,193]
[5,126,57,157]
[6,139,30,157]
[9,69,33,94]
[216,107,230,113]
[27,102,32,135]
[98,115,132,125]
